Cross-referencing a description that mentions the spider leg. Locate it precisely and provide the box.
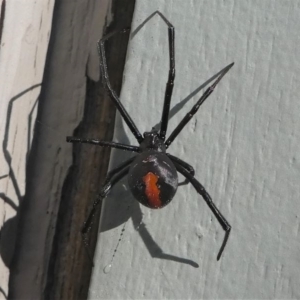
[82,164,131,265]
[167,154,194,185]
[66,136,140,152]
[165,62,234,148]
[173,161,231,260]
[98,29,143,143]
[167,154,195,176]
[103,156,136,185]
[153,11,176,141]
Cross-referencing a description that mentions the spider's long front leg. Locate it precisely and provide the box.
[173,161,231,260]
[165,62,234,148]
[82,163,131,264]
[98,30,143,143]
[154,11,176,141]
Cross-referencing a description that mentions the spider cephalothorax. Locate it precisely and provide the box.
[140,130,166,152]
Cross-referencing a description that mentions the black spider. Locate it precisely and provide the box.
[67,11,234,261]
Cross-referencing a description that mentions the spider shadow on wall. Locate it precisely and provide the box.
[0,84,41,299]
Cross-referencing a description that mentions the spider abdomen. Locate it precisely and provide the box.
[128,152,178,209]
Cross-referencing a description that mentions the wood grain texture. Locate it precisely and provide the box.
[8,0,135,299]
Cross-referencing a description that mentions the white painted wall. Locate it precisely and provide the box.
[89,0,300,299]
[0,1,54,298]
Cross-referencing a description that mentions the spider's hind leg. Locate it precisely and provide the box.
[81,161,132,265]
[167,154,195,186]
[173,161,231,260]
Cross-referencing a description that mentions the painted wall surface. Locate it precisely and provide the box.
[0,1,54,297]
[89,0,300,299]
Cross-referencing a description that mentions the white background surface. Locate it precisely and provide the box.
[89,0,300,299]
[0,1,54,297]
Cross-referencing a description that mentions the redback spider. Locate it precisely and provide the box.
[67,11,234,262]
